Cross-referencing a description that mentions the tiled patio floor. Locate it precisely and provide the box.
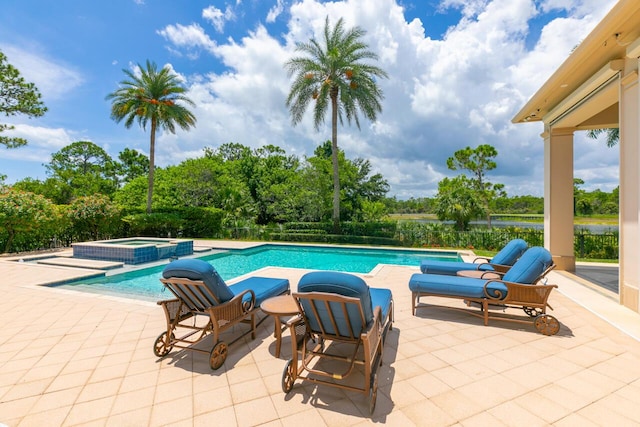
[1,241,640,426]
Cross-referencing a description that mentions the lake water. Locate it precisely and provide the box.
[410,219,618,233]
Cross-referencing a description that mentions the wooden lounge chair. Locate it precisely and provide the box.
[281,271,393,414]
[153,259,290,369]
[410,247,560,335]
[420,238,528,275]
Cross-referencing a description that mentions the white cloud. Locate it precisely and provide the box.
[157,23,217,56]
[540,0,616,17]
[0,124,77,174]
[438,0,491,18]
[152,0,620,197]
[0,44,84,102]
[5,0,617,197]
[267,0,286,23]
[4,124,73,150]
[202,5,236,33]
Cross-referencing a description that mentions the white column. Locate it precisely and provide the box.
[543,126,576,271]
[619,57,640,312]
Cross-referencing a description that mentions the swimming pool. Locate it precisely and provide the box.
[55,244,461,301]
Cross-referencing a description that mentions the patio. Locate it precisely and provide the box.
[1,240,639,426]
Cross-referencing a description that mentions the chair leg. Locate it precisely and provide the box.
[250,313,256,340]
[411,292,417,315]
[482,300,489,326]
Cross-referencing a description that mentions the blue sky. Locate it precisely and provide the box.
[0,0,619,198]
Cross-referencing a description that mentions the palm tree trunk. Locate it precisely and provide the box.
[147,118,156,214]
[330,89,340,233]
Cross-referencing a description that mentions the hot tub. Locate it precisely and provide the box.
[72,238,194,264]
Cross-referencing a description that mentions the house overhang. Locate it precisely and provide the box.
[512,0,640,129]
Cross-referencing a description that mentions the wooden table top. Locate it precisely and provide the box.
[261,294,299,316]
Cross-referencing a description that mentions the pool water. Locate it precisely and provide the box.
[55,244,460,301]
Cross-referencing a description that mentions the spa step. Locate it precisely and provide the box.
[36,257,124,270]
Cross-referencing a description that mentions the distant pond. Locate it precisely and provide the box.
[406,219,618,234]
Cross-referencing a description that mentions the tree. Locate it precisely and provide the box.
[446,144,505,228]
[12,176,72,205]
[587,128,618,147]
[117,147,149,184]
[45,140,119,202]
[247,145,300,224]
[285,16,388,231]
[106,60,196,213]
[304,140,389,222]
[0,50,47,149]
[434,176,483,231]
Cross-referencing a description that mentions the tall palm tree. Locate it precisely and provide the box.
[106,60,196,213]
[285,16,387,231]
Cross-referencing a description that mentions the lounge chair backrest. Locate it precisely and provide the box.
[297,271,374,337]
[502,247,553,284]
[162,259,234,304]
[490,239,528,265]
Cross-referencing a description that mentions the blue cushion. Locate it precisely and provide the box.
[502,247,552,284]
[162,259,234,303]
[298,271,378,337]
[490,239,528,265]
[420,260,495,275]
[298,271,374,321]
[419,239,527,275]
[229,276,290,306]
[409,273,508,299]
[370,288,393,322]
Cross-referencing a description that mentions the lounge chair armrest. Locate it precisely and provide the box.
[479,270,505,279]
[361,306,383,362]
[472,256,491,264]
[285,315,306,355]
[207,289,256,324]
[483,279,558,306]
[488,263,511,273]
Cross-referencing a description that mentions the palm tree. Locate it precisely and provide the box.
[106,60,196,213]
[285,16,387,231]
[587,128,619,147]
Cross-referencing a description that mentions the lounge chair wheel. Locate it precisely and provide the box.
[282,359,296,393]
[209,341,228,370]
[369,373,378,415]
[534,314,560,336]
[153,332,174,357]
[523,306,542,317]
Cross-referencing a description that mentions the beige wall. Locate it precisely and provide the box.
[543,127,576,271]
[619,58,640,312]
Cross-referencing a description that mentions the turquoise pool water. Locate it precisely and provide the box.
[55,244,460,301]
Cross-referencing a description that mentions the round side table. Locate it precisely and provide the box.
[261,294,300,358]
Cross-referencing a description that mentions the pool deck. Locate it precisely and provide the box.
[1,241,640,426]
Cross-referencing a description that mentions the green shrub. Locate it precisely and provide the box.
[122,213,184,237]
[67,194,121,242]
[121,207,223,238]
[0,189,59,253]
[176,207,223,238]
